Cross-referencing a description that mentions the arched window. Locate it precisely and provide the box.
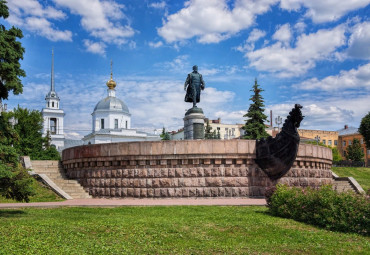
[52,102,54,107]
[125,121,128,129]
[101,119,105,129]
[48,102,50,107]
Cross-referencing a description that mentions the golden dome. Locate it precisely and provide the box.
[106,78,116,89]
[106,59,116,89]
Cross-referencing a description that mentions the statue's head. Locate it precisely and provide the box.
[192,65,198,71]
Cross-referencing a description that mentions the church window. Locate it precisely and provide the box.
[48,102,50,107]
[50,118,57,134]
[52,102,55,107]
[115,119,118,129]
[101,119,105,129]
[125,121,128,129]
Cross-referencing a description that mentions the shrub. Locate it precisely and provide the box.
[267,184,370,235]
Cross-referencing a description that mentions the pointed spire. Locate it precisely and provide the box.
[51,48,55,92]
[255,77,257,85]
[110,59,113,80]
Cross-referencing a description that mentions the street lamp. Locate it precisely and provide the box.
[315,135,320,145]
[275,116,282,133]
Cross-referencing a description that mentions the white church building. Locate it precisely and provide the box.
[42,54,160,150]
[82,63,160,144]
[41,50,65,150]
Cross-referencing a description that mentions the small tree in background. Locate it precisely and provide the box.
[359,112,370,150]
[204,119,213,139]
[242,79,269,139]
[160,127,170,140]
[332,147,343,162]
[346,138,364,162]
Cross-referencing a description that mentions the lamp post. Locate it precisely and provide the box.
[315,135,320,145]
[275,116,282,133]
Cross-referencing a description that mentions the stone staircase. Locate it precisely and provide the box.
[31,160,91,199]
[333,179,356,193]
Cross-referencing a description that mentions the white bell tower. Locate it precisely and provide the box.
[41,49,65,150]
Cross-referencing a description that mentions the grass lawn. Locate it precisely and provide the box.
[0,179,64,203]
[0,206,368,254]
[332,167,370,191]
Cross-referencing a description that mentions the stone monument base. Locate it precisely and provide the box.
[184,107,205,140]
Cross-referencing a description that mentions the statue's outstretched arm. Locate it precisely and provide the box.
[200,74,205,90]
[184,74,190,90]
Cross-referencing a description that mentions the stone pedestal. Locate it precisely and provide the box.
[184,107,205,140]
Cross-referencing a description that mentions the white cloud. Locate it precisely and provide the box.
[7,0,72,41]
[294,21,306,33]
[279,0,370,23]
[149,1,167,9]
[347,21,370,59]
[158,0,278,44]
[148,41,164,48]
[83,40,106,55]
[246,25,346,77]
[294,63,370,91]
[247,28,267,42]
[272,23,291,45]
[53,0,135,45]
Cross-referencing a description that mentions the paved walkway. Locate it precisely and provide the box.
[0,198,266,209]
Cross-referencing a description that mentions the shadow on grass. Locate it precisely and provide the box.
[0,210,26,218]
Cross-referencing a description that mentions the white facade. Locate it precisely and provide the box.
[41,50,65,150]
[83,72,160,144]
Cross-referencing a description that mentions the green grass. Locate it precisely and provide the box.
[0,206,368,254]
[0,179,64,203]
[332,167,370,191]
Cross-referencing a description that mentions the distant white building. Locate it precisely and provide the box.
[41,50,65,150]
[82,64,160,144]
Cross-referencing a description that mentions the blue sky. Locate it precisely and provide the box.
[2,0,370,139]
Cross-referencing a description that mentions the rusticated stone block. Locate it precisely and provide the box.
[91,178,96,186]
[154,168,161,178]
[225,187,232,197]
[115,178,122,187]
[206,177,222,187]
[160,188,168,197]
[160,178,171,187]
[204,168,212,177]
[174,188,182,197]
[183,178,192,187]
[122,169,128,178]
[212,167,219,177]
[116,169,122,178]
[146,179,152,188]
[115,188,122,197]
[152,179,160,188]
[168,188,174,197]
[140,188,147,197]
[147,168,154,177]
[121,178,128,187]
[178,178,184,187]
[183,168,190,177]
[182,188,189,197]
[175,168,183,177]
[168,169,175,177]
[127,188,134,197]
[196,188,204,197]
[140,179,146,187]
[105,188,110,196]
[133,179,140,188]
[134,188,140,197]
[225,168,232,177]
[218,187,225,197]
[239,187,247,196]
[111,170,117,177]
[161,168,168,177]
[110,188,116,197]
[190,168,197,177]
[121,188,127,197]
[128,169,135,178]
[147,188,154,197]
[210,187,219,197]
[196,168,204,177]
[139,169,147,178]
[203,188,211,197]
[189,188,196,197]
[232,187,239,197]
[97,170,102,178]
[171,178,178,187]
[198,178,205,187]
[223,177,237,187]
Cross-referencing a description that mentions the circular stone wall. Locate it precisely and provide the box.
[62,140,333,198]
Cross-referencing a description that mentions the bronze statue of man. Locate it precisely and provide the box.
[184,65,205,108]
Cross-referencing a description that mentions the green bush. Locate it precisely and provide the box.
[267,184,370,235]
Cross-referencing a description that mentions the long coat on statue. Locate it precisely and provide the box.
[184,71,205,104]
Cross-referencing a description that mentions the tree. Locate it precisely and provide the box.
[346,138,364,162]
[3,106,60,160]
[204,119,213,139]
[0,0,26,101]
[332,147,343,161]
[359,112,370,150]
[242,79,269,139]
[160,127,170,140]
